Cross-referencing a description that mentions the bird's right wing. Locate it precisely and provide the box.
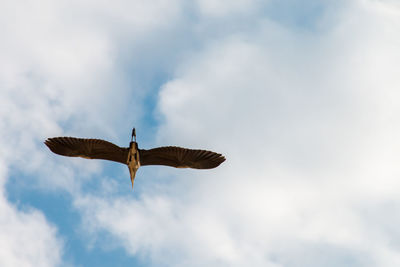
[44,137,129,164]
[139,146,225,169]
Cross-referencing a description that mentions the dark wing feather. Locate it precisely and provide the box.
[139,146,225,169]
[44,137,129,164]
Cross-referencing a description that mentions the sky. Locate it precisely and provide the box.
[1,0,400,266]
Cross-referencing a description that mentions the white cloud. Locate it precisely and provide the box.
[76,0,400,266]
[195,0,262,17]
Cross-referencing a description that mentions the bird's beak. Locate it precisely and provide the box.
[128,166,137,189]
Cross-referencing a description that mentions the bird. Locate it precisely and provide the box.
[44,128,225,189]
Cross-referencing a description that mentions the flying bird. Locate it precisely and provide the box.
[44,128,225,189]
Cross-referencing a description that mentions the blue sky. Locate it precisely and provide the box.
[1,0,400,266]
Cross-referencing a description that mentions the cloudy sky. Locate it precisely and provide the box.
[1,0,400,266]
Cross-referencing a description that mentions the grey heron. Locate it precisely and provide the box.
[44,128,225,189]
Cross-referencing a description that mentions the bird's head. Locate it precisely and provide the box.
[131,127,136,142]
[129,127,138,150]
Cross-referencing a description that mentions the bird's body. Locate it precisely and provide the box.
[127,141,140,188]
[44,129,225,189]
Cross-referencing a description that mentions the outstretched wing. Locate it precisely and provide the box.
[44,137,129,164]
[139,146,225,169]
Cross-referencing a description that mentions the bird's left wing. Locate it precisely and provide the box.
[44,137,129,164]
